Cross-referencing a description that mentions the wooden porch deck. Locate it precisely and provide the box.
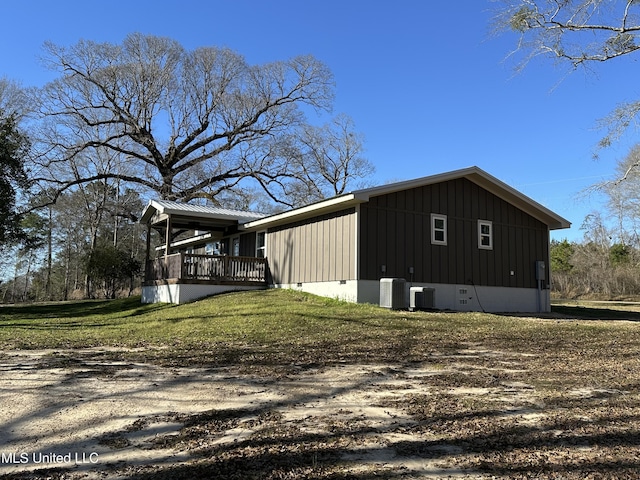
[144,253,268,286]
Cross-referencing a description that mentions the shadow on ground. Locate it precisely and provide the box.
[551,304,640,321]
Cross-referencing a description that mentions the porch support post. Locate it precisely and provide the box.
[144,223,152,282]
[145,223,151,261]
[165,215,172,258]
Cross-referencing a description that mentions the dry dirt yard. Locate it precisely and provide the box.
[2,332,640,480]
[0,345,531,480]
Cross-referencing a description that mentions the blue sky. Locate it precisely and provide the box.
[2,0,638,242]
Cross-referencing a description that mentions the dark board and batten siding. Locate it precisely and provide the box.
[267,208,356,285]
[358,178,549,289]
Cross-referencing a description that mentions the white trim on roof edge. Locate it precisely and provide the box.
[243,166,570,231]
[242,193,360,229]
[141,199,265,224]
[140,167,571,232]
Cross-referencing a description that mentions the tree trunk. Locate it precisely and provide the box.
[45,206,53,300]
[22,253,32,301]
[63,241,71,301]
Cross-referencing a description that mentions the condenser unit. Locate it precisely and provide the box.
[380,278,406,310]
[409,286,435,311]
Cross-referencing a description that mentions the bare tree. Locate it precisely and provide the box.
[266,113,373,207]
[604,144,640,242]
[494,0,640,148]
[32,33,336,204]
[0,77,29,120]
[300,114,373,197]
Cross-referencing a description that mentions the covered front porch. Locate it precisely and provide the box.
[140,199,268,304]
[142,253,268,304]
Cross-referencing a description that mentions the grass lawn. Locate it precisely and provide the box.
[1,289,639,376]
[0,289,530,368]
[2,289,640,478]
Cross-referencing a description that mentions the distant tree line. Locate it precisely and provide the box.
[0,182,146,302]
[551,238,640,299]
[551,146,640,299]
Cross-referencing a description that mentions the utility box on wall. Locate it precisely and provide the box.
[380,278,406,310]
[409,286,435,311]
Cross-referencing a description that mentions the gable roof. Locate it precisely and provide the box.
[140,167,571,232]
[244,166,571,230]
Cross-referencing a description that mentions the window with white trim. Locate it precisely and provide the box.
[232,236,240,256]
[431,214,447,245]
[256,231,266,258]
[478,220,493,250]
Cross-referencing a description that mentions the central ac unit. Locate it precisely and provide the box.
[380,278,406,310]
[409,286,435,311]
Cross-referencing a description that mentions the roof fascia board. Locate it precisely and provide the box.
[351,167,479,201]
[465,170,571,230]
[140,202,158,224]
[243,194,360,230]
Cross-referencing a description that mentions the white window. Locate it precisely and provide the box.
[478,220,493,250]
[431,214,447,245]
[232,237,240,256]
[256,231,266,258]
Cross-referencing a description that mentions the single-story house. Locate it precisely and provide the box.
[140,166,570,311]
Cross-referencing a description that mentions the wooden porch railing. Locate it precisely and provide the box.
[145,253,267,284]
